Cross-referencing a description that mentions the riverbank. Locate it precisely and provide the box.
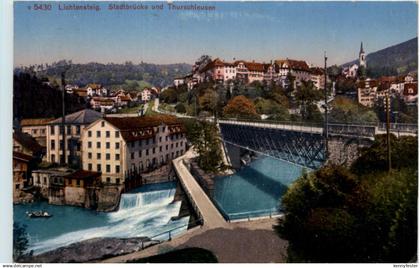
[21,237,159,263]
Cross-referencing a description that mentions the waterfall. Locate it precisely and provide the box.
[26,183,189,255]
[118,187,177,210]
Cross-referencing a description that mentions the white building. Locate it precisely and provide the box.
[81,115,187,184]
[46,109,102,166]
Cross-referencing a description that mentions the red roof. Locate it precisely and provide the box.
[403,83,418,96]
[275,59,310,71]
[104,115,185,142]
[21,118,54,127]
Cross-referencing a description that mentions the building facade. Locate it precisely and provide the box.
[46,109,102,166]
[81,115,187,184]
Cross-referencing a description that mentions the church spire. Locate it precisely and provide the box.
[360,42,365,54]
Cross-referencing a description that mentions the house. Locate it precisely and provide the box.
[46,109,102,166]
[275,59,311,87]
[81,115,187,185]
[86,83,108,97]
[141,88,152,102]
[13,152,33,202]
[403,82,418,104]
[174,77,185,87]
[310,67,326,90]
[65,84,79,94]
[20,118,54,147]
[90,97,116,112]
[13,131,44,160]
[32,167,74,203]
[64,170,101,207]
[357,79,378,107]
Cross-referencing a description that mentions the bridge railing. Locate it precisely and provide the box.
[219,118,324,133]
[376,123,418,133]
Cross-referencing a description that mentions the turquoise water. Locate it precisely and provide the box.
[213,156,305,220]
[14,181,190,255]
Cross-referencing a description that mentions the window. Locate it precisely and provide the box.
[171,144,173,149]
[116,165,120,173]
[115,142,120,149]
[106,153,110,160]
[116,178,120,184]
[131,152,134,159]
[67,126,71,135]
[96,131,101,138]
[159,137,162,142]
[152,148,155,154]
[146,149,149,156]
[146,139,149,145]
[76,179,80,186]
[88,141,92,148]
[176,142,178,148]
[101,121,105,127]
[88,131,92,137]
[115,154,120,161]
[51,125,55,135]
[97,142,101,148]
[76,126,81,135]
[51,140,55,150]
[88,163,92,171]
[43,177,47,184]
[106,142,110,149]
[106,131,110,138]
[166,145,168,150]
[88,152,92,159]
[115,131,120,138]
[106,177,111,183]
[138,150,142,157]
[159,146,162,152]
[97,164,101,172]
[106,165,111,172]
[97,153,101,160]
[51,154,55,163]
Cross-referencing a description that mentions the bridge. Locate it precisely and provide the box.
[218,119,417,170]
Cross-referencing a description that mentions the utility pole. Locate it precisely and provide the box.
[385,91,392,173]
[60,71,66,165]
[324,51,329,158]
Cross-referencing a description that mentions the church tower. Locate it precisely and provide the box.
[359,42,366,68]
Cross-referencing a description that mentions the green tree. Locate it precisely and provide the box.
[13,222,30,261]
[294,81,322,121]
[189,120,223,172]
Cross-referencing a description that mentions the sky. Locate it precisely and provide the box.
[14,1,418,67]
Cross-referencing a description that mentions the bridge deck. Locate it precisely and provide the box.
[172,150,227,228]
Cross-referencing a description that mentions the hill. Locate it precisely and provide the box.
[15,60,192,89]
[341,37,418,77]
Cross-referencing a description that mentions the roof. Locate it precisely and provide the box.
[275,59,310,71]
[13,151,33,162]
[103,114,185,142]
[404,83,418,96]
[310,67,325,76]
[21,118,54,127]
[13,132,43,153]
[244,62,265,72]
[49,109,102,125]
[357,79,378,89]
[64,170,101,181]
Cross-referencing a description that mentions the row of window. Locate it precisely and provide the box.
[50,125,81,136]
[87,163,120,173]
[87,141,120,149]
[88,152,120,161]
[50,139,81,151]
[88,129,119,138]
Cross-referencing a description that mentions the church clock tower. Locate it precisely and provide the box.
[359,42,366,68]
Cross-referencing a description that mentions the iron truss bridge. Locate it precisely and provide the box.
[218,119,418,169]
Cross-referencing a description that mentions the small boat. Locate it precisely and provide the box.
[26,210,52,218]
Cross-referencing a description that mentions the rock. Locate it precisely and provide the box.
[21,237,159,263]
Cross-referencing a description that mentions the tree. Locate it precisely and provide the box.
[276,135,418,262]
[13,222,30,261]
[189,120,223,172]
[330,96,378,124]
[293,81,322,121]
[175,103,186,113]
[223,95,259,119]
[159,88,177,103]
[199,89,218,113]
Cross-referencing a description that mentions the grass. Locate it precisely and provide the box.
[127,247,218,263]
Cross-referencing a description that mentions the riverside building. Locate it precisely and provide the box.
[81,114,187,185]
